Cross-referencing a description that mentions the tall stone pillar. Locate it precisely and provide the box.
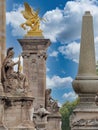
[0,0,6,64]
[18,38,51,109]
[70,11,98,130]
[0,0,6,93]
[0,0,6,62]
[78,11,96,77]
[0,1,6,130]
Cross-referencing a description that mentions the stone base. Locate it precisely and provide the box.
[0,126,7,130]
[73,79,98,93]
[70,94,98,130]
[25,30,43,37]
[8,128,35,130]
[71,127,98,130]
[47,114,61,130]
[0,96,35,129]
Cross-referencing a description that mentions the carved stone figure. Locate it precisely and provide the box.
[72,118,98,127]
[45,89,59,113]
[25,100,34,121]
[1,47,28,95]
[34,105,50,130]
[35,104,50,118]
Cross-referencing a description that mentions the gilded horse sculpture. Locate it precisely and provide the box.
[20,2,44,36]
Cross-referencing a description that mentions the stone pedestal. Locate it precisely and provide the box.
[70,11,98,130]
[47,114,61,130]
[34,115,48,130]
[18,38,51,109]
[0,96,35,130]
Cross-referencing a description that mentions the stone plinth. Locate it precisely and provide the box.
[18,38,51,109]
[70,11,98,130]
[0,96,35,130]
[47,114,61,130]
[0,126,7,130]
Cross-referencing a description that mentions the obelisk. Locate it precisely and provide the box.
[70,11,98,130]
[0,0,6,92]
[77,11,96,78]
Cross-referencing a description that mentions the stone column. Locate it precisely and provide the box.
[77,11,96,77]
[0,0,6,94]
[70,11,98,130]
[0,1,6,130]
[18,38,51,109]
[0,0,6,64]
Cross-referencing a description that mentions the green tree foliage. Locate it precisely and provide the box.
[60,98,79,130]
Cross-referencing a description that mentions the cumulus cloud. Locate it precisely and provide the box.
[49,51,59,57]
[59,42,80,63]
[46,75,73,88]
[63,91,78,101]
[42,0,98,43]
[6,6,26,36]
[58,37,98,63]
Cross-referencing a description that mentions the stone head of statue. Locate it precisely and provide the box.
[7,47,14,58]
[46,88,52,95]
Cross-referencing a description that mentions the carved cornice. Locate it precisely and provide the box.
[18,39,51,51]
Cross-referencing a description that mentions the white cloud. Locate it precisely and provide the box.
[58,102,62,107]
[41,8,64,42]
[63,91,78,101]
[59,42,80,63]
[49,51,58,57]
[41,0,98,43]
[57,37,98,63]
[6,6,26,36]
[46,67,50,72]
[46,75,73,88]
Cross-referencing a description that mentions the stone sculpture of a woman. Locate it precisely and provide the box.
[1,47,28,95]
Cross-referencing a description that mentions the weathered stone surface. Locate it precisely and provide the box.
[0,0,6,96]
[0,96,35,129]
[0,0,6,64]
[77,11,96,77]
[18,38,51,109]
[45,89,59,113]
[1,48,29,96]
[18,38,61,130]
[47,114,61,130]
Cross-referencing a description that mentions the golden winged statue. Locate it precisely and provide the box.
[20,2,43,37]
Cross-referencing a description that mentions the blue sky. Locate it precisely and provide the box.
[6,0,98,105]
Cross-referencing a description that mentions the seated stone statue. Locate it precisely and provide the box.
[45,89,59,113]
[1,47,28,95]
